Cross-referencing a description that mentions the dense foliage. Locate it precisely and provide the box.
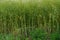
[0,0,60,40]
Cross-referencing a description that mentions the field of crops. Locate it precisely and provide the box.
[0,0,60,40]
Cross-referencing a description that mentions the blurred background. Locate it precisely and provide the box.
[0,0,60,40]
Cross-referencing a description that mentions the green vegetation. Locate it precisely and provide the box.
[0,0,60,40]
